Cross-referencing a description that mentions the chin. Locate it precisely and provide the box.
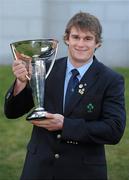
[75,58,88,63]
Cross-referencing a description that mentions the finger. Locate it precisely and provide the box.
[31,120,51,125]
[31,122,53,129]
[13,63,26,73]
[14,68,28,79]
[13,61,30,81]
[45,112,55,119]
[30,120,59,131]
[13,60,23,65]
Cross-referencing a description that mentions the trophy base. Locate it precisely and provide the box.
[26,108,47,121]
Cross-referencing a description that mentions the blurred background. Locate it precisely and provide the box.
[0,0,129,180]
[0,0,129,66]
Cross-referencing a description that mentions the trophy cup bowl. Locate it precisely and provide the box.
[10,39,59,121]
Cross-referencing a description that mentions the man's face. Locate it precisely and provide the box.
[65,27,100,65]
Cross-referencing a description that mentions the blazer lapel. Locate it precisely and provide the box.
[64,57,101,116]
[51,57,67,114]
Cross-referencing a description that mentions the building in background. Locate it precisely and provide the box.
[0,0,129,67]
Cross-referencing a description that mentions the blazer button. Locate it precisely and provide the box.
[55,154,60,159]
[57,134,61,139]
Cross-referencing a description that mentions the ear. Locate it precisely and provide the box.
[95,43,101,49]
[65,39,69,46]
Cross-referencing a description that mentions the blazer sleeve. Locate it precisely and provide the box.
[4,81,34,119]
[62,74,126,145]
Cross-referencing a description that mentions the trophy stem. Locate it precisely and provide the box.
[26,58,46,121]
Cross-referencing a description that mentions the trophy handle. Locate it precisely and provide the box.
[45,42,59,79]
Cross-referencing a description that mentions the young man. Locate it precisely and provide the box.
[4,12,126,180]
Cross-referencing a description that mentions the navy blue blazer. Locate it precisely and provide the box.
[4,56,126,180]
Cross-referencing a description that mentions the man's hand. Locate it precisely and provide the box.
[12,60,31,83]
[30,112,64,131]
[12,60,32,96]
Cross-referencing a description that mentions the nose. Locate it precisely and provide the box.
[78,39,85,47]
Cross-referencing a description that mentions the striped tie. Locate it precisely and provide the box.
[65,69,79,110]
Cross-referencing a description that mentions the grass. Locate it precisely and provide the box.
[106,67,129,180]
[0,66,32,180]
[0,65,129,180]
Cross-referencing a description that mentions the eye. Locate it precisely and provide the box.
[72,35,80,40]
[85,36,93,41]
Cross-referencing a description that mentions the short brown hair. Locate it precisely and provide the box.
[63,12,102,45]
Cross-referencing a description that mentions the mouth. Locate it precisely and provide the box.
[75,48,87,52]
[74,48,87,54]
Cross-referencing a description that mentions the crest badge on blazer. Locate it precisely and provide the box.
[86,103,94,113]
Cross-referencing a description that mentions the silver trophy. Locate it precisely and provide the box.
[10,39,59,120]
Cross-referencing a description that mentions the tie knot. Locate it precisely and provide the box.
[71,69,79,77]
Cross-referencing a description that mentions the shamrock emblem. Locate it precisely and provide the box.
[78,83,87,95]
[86,103,94,113]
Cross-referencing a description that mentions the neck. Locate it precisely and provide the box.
[69,58,93,68]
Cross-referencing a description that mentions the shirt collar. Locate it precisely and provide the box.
[66,57,93,78]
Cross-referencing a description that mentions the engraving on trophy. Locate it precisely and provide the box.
[10,39,59,120]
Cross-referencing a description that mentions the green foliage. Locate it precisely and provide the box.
[0,66,129,180]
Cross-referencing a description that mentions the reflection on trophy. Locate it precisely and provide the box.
[10,39,59,121]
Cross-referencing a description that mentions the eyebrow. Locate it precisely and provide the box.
[71,33,94,38]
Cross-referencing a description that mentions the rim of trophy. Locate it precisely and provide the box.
[10,38,58,45]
